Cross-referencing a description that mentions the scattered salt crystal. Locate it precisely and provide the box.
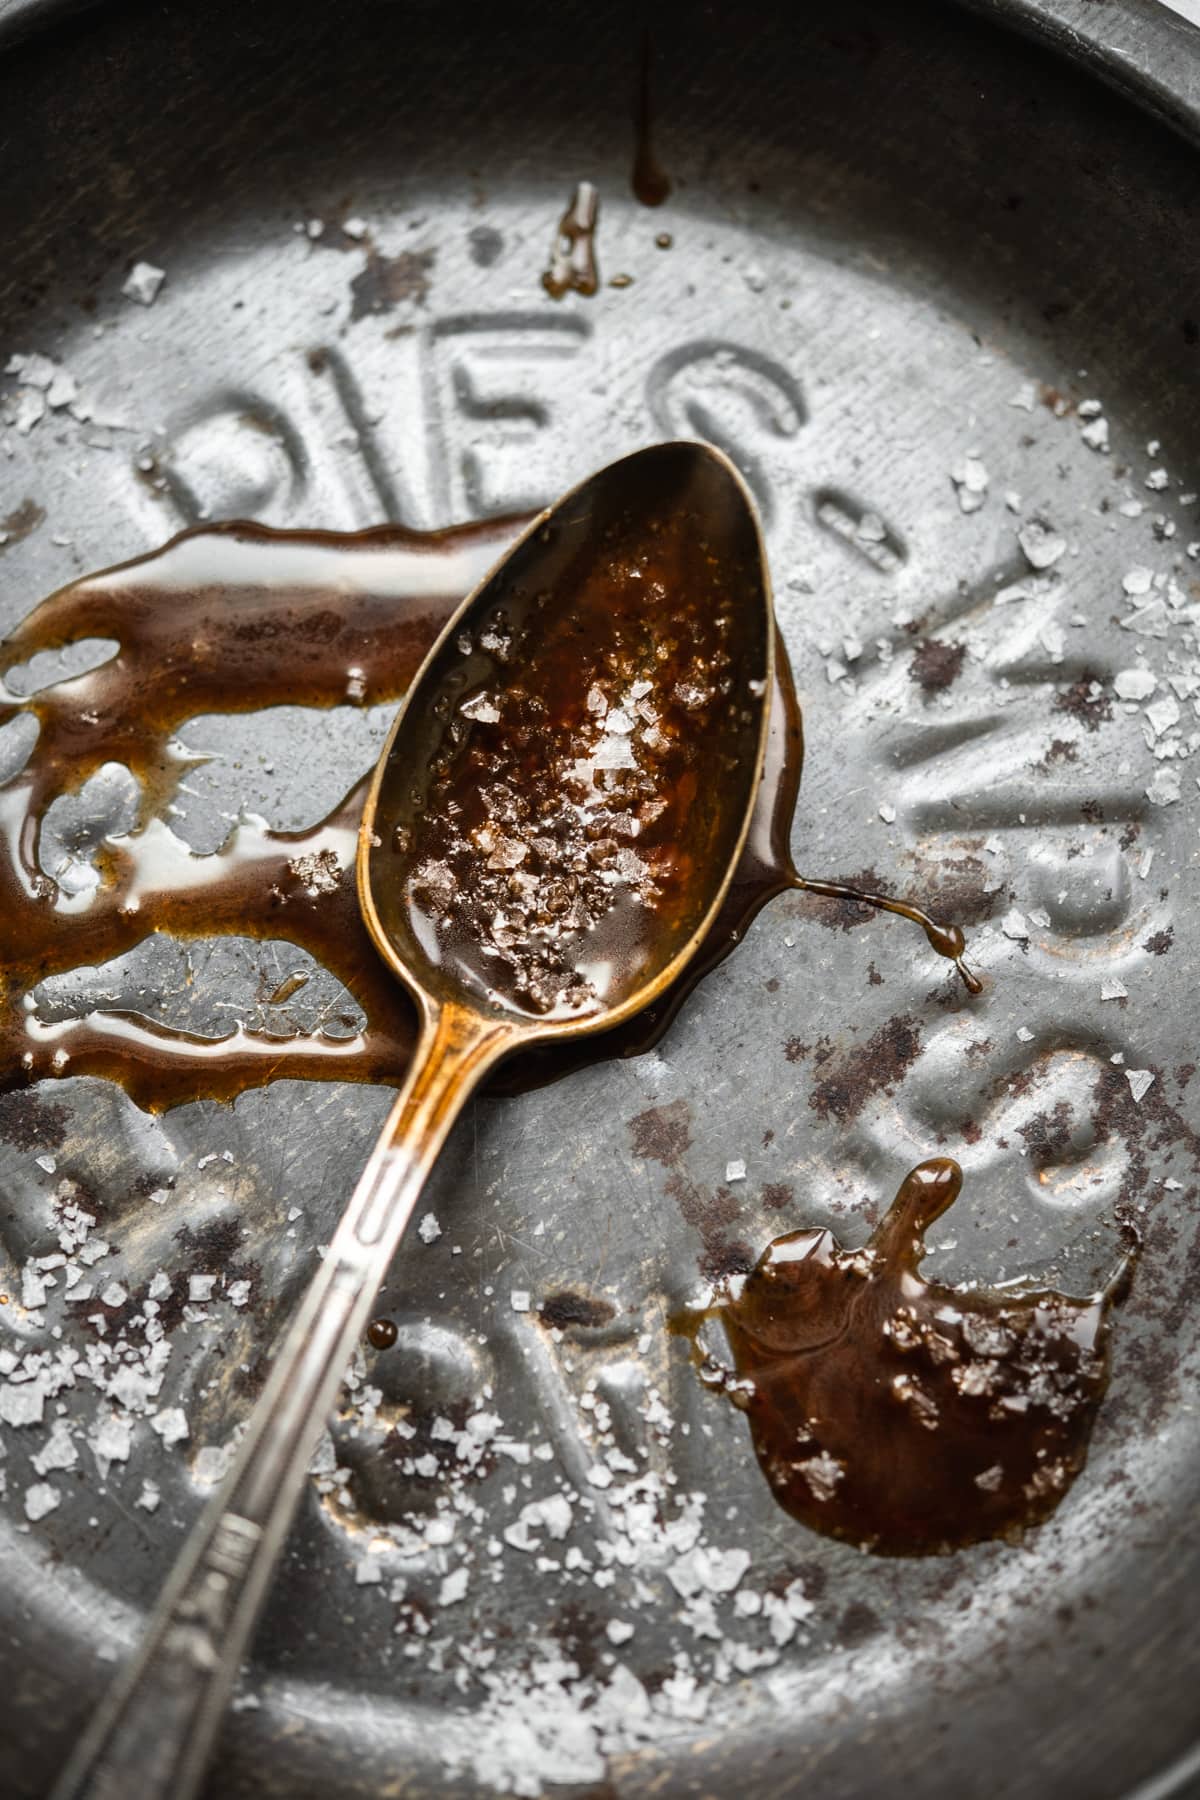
[0,1380,45,1427]
[461,692,501,723]
[1027,907,1051,929]
[1121,599,1169,637]
[32,1421,76,1475]
[1122,566,1154,597]
[417,1212,442,1244]
[1146,767,1181,806]
[188,1274,216,1303]
[151,1407,189,1445]
[89,1412,132,1477]
[1001,908,1029,941]
[122,261,166,305]
[606,1620,635,1645]
[21,1266,47,1310]
[438,1567,469,1605]
[99,1282,127,1308]
[1016,1026,1034,1043]
[1139,848,1155,879]
[1017,520,1066,569]
[1145,696,1181,739]
[1080,416,1109,452]
[226,1279,251,1308]
[148,1271,171,1300]
[878,802,896,824]
[1145,468,1169,491]
[1100,979,1128,1001]
[1126,1069,1155,1103]
[25,1482,60,1522]
[193,1444,233,1486]
[355,1559,383,1586]
[1009,381,1037,412]
[668,1545,751,1598]
[1114,668,1157,701]
[725,1160,746,1183]
[342,216,369,239]
[136,1480,161,1513]
[510,1290,531,1313]
[35,1155,56,1175]
[586,1464,613,1489]
[951,456,989,514]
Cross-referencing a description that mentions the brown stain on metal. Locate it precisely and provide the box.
[629,1099,692,1165]
[537,1290,616,1330]
[1053,670,1114,732]
[349,247,435,318]
[807,1014,923,1125]
[908,638,966,695]
[0,498,45,551]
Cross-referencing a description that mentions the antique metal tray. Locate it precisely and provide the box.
[0,0,1198,1795]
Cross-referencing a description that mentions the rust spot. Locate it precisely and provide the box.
[538,1290,616,1330]
[0,1093,68,1153]
[839,1601,880,1646]
[629,1098,691,1165]
[784,1036,810,1063]
[909,638,966,695]
[1143,927,1173,957]
[1035,737,1080,772]
[1053,671,1113,733]
[761,1182,794,1211]
[350,247,435,319]
[1018,1099,1075,1171]
[808,1015,922,1126]
[0,498,45,552]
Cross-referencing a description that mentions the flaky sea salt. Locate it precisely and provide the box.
[122,261,166,306]
[1018,520,1066,570]
[25,1483,60,1522]
[725,1160,746,1183]
[1100,979,1128,1001]
[1114,668,1157,701]
[1126,1069,1155,1103]
[951,456,989,514]
[418,1212,442,1244]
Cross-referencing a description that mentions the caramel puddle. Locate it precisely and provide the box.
[679,1158,1132,1555]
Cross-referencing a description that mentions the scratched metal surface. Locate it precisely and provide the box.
[0,0,1198,1795]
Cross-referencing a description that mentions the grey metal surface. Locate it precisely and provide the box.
[0,1,1198,1796]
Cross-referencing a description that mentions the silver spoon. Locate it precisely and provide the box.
[52,440,774,1800]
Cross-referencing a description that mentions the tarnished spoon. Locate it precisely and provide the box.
[52,440,774,1800]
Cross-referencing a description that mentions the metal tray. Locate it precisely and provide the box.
[0,0,1198,1794]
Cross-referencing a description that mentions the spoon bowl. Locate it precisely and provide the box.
[361,439,772,1035]
[55,441,774,1800]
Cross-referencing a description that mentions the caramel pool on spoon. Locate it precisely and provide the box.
[53,441,776,1800]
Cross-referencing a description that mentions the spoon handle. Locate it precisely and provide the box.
[51,1003,509,1800]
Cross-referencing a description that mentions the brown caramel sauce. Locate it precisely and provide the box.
[0,510,971,1112]
[366,1317,398,1351]
[632,32,672,208]
[679,1158,1132,1555]
[392,488,768,1021]
[541,183,600,300]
